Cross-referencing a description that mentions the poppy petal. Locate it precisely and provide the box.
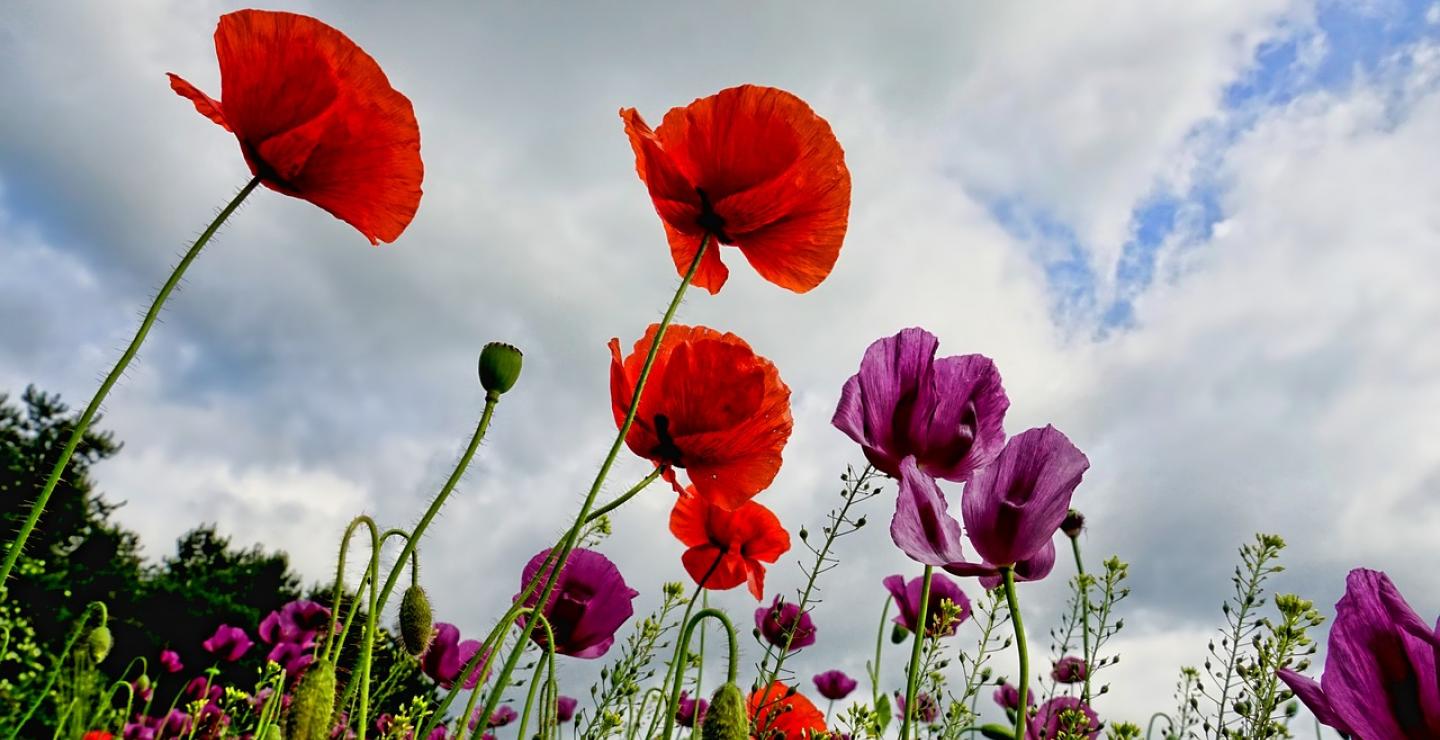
[168,73,230,130]
[681,547,746,591]
[891,456,967,566]
[668,491,711,548]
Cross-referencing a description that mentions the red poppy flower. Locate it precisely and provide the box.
[621,85,851,294]
[748,681,826,740]
[669,485,790,600]
[610,324,792,510]
[169,10,423,245]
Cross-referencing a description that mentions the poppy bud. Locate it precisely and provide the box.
[701,682,749,740]
[979,725,1016,740]
[135,674,151,693]
[288,658,337,740]
[1061,509,1085,538]
[479,342,524,397]
[890,623,909,644]
[87,625,113,663]
[399,585,433,656]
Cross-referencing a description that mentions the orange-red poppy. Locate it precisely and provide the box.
[621,85,851,295]
[610,324,792,510]
[749,681,826,740]
[669,485,790,600]
[169,10,423,245]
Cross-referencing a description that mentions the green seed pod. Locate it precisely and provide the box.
[399,584,434,656]
[288,659,337,740]
[701,682,749,740]
[890,623,910,644]
[87,625,113,663]
[478,342,524,396]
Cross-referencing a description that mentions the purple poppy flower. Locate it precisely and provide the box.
[883,573,971,637]
[1277,569,1440,739]
[1052,656,1088,684]
[676,691,709,728]
[972,539,1058,591]
[833,328,1008,482]
[993,682,1028,711]
[266,640,316,678]
[1028,696,1099,739]
[259,599,331,646]
[158,649,183,674]
[184,676,223,703]
[893,691,939,724]
[470,705,517,730]
[755,596,817,651]
[960,425,1089,568]
[201,624,253,662]
[812,670,858,701]
[420,622,488,690]
[514,548,640,659]
[890,456,970,566]
[132,679,153,703]
[556,696,578,723]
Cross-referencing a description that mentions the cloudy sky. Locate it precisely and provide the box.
[3,0,1439,733]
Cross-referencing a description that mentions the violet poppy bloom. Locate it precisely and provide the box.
[973,539,1058,591]
[515,548,640,659]
[158,649,183,674]
[676,691,709,728]
[185,676,223,703]
[1028,696,1099,739]
[472,705,517,730]
[832,328,1008,482]
[893,691,939,724]
[1052,656,1088,684]
[883,573,971,637]
[420,622,488,690]
[755,596,817,651]
[1277,569,1440,739]
[201,624,253,662]
[556,696,578,723]
[259,599,331,646]
[993,682,1027,711]
[812,670,858,701]
[960,425,1089,569]
[266,640,316,678]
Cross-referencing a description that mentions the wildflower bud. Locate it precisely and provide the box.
[1060,509,1085,538]
[890,623,909,644]
[135,674,151,693]
[701,682,749,740]
[799,527,809,541]
[87,625,113,663]
[855,517,867,528]
[288,658,337,740]
[978,724,1015,740]
[478,342,524,396]
[399,585,434,656]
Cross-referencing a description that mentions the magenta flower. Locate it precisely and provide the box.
[832,328,1008,482]
[883,573,971,637]
[812,670,858,701]
[515,548,640,659]
[1052,656,1088,684]
[556,696,578,723]
[993,682,1027,711]
[1028,696,1099,739]
[472,705,517,730]
[676,691,709,728]
[185,675,223,703]
[974,539,1057,591]
[960,425,1089,568]
[893,691,939,724]
[259,599,331,645]
[755,595,817,651]
[158,649,183,674]
[1277,569,1440,739]
[201,624,253,662]
[266,640,316,678]
[420,622,488,690]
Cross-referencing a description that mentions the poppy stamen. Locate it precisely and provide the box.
[651,414,684,465]
[695,188,733,243]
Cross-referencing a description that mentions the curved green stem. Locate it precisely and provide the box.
[662,608,739,740]
[356,518,383,740]
[476,234,712,731]
[1145,711,1172,740]
[586,467,664,523]
[647,556,722,740]
[870,595,891,706]
[0,177,262,587]
[1001,567,1029,740]
[1070,535,1092,704]
[463,609,556,740]
[515,614,558,740]
[899,566,933,740]
[8,601,107,739]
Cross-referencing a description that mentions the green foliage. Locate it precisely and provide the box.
[1200,534,1288,739]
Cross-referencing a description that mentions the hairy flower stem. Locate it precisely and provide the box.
[586,467,664,523]
[0,177,261,588]
[648,558,722,739]
[662,609,740,740]
[373,395,500,619]
[476,234,712,729]
[514,616,558,740]
[461,610,555,740]
[1070,535,1092,703]
[1002,567,1030,740]
[870,596,891,707]
[8,601,107,739]
[899,566,934,740]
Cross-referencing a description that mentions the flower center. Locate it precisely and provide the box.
[650,414,684,465]
[695,188,733,242]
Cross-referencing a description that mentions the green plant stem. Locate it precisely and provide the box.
[899,566,933,740]
[586,467,664,523]
[662,609,739,740]
[647,557,722,740]
[356,517,383,740]
[8,601,107,740]
[476,234,712,731]
[1145,711,1171,740]
[1070,535,1092,703]
[0,177,261,588]
[1001,567,1029,740]
[463,610,555,740]
[515,616,558,740]
[871,595,891,706]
